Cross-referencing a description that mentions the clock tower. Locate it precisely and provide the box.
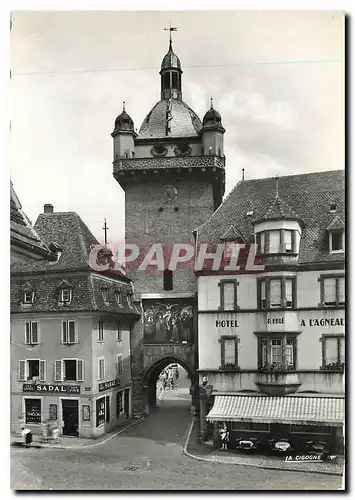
[111,35,226,414]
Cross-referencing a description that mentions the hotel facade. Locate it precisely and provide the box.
[196,170,345,451]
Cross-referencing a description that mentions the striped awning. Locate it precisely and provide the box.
[206,395,344,427]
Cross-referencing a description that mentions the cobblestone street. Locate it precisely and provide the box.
[11,383,343,491]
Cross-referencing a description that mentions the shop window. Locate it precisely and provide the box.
[218,279,238,311]
[257,335,297,371]
[55,359,84,382]
[25,398,41,424]
[320,335,345,369]
[98,321,104,342]
[18,359,45,382]
[220,336,239,369]
[319,275,345,307]
[290,425,331,434]
[25,321,39,344]
[98,357,105,381]
[163,269,173,291]
[106,395,110,423]
[96,397,105,427]
[117,354,123,376]
[116,391,124,416]
[62,320,77,344]
[232,422,270,432]
[258,277,296,309]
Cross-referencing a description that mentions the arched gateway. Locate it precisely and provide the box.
[143,350,196,410]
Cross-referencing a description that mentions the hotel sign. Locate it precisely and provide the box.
[23,384,80,393]
[98,379,120,392]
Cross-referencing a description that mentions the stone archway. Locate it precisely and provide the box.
[143,356,196,411]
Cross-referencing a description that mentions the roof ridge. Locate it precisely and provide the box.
[240,168,344,184]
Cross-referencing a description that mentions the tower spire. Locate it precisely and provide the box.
[122,101,126,112]
[164,22,178,49]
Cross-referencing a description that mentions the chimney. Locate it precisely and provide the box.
[44,204,54,214]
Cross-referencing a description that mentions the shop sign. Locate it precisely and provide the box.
[300,318,345,327]
[215,320,239,328]
[267,317,284,325]
[23,383,80,393]
[98,379,120,392]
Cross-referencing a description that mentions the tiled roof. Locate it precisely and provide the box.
[138,99,202,139]
[257,194,301,222]
[206,395,344,426]
[196,170,345,264]
[326,215,345,232]
[10,184,56,261]
[220,225,245,241]
[11,273,138,315]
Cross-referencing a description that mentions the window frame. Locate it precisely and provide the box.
[18,359,46,382]
[257,276,297,310]
[318,274,345,307]
[329,230,345,254]
[56,358,84,382]
[319,334,345,369]
[24,397,42,424]
[24,321,39,345]
[98,356,105,381]
[218,279,239,312]
[98,321,104,343]
[117,353,123,376]
[61,320,78,344]
[219,335,240,369]
[60,288,72,304]
[255,332,299,371]
[23,290,34,304]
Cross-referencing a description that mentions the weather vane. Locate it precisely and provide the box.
[164,22,178,45]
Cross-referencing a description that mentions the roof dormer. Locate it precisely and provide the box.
[327,216,345,254]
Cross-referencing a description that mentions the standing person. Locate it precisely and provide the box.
[219,423,229,451]
[21,425,33,448]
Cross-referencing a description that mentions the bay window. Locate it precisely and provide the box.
[269,230,281,253]
[256,229,298,255]
[257,335,298,371]
[258,277,296,309]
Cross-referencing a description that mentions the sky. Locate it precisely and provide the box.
[10,10,344,245]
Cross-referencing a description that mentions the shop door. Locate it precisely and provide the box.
[124,389,130,418]
[62,399,79,437]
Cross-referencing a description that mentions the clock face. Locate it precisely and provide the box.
[161,186,178,204]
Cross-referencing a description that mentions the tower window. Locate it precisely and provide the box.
[163,73,170,90]
[172,72,178,88]
[163,269,173,291]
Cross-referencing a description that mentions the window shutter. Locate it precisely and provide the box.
[339,337,345,362]
[62,321,68,343]
[223,283,235,310]
[69,321,76,343]
[270,280,281,307]
[25,322,31,344]
[338,277,345,304]
[54,360,63,381]
[77,359,84,381]
[39,360,46,381]
[269,230,280,253]
[325,338,338,364]
[223,339,236,364]
[18,360,26,381]
[324,278,336,304]
[31,322,38,343]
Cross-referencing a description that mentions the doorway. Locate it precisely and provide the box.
[124,389,130,418]
[62,399,79,437]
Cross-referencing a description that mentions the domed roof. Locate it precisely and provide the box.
[160,41,181,72]
[112,103,135,135]
[138,99,202,139]
[202,100,224,131]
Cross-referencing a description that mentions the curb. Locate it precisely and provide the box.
[182,418,343,477]
[11,416,145,451]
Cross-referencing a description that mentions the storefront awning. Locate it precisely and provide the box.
[206,395,344,427]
